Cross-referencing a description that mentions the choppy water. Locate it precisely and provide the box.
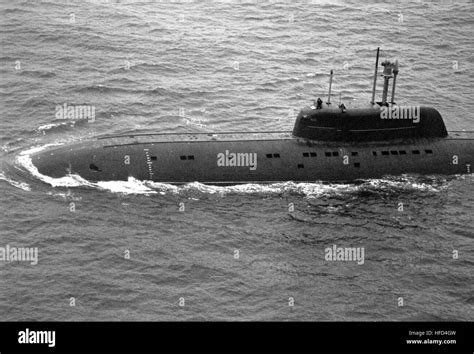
[0,0,473,321]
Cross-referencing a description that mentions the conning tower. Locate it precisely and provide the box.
[293,48,448,142]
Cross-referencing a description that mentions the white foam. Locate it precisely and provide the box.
[364,177,441,193]
[16,145,157,194]
[96,177,157,195]
[0,171,31,191]
[142,180,362,198]
[37,121,73,132]
[16,144,93,188]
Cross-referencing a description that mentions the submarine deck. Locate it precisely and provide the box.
[97,131,294,147]
[95,130,474,148]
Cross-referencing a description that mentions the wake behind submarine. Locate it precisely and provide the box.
[31,49,473,185]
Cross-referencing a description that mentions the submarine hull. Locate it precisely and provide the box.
[30,131,474,184]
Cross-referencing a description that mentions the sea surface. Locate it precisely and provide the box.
[0,0,473,321]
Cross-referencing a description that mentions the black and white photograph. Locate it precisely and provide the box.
[0,0,472,352]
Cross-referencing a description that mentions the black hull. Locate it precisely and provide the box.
[30,131,474,184]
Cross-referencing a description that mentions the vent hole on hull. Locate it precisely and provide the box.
[89,163,102,172]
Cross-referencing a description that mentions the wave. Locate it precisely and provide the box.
[17,70,56,78]
[1,7,34,15]
[0,171,31,192]
[71,84,173,97]
[37,121,76,133]
[0,55,20,61]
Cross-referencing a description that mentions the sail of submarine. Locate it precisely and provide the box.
[31,48,474,185]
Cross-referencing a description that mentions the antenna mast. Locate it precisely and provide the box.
[390,60,399,104]
[381,60,397,106]
[327,70,333,105]
[371,47,380,104]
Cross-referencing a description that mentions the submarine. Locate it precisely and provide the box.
[30,49,473,185]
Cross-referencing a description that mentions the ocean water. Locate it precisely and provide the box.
[0,0,473,321]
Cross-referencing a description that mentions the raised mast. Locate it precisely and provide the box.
[390,60,399,104]
[381,59,397,106]
[370,47,380,104]
[327,69,333,105]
